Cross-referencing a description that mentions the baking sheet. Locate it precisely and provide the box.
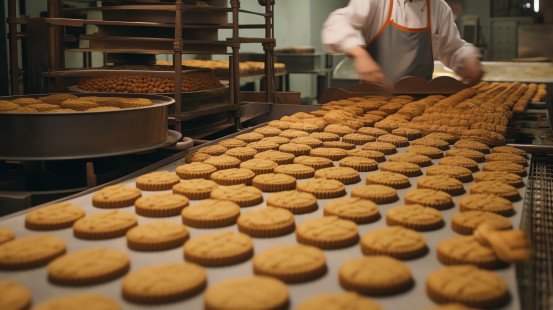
[0,125,527,310]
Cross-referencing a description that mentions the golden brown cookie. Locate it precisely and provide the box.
[73,210,138,240]
[29,103,60,112]
[339,256,414,296]
[279,143,312,156]
[386,204,444,231]
[11,97,42,106]
[279,129,310,139]
[210,184,264,207]
[492,145,527,158]
[25,202,85,230]
[0,280,31,310]
[290,122,320,133]
[347,149,386,162]
[184,152,211,163]
[266,190,318,214]
[0,101,19,112]
[324,124,356,136]
[0,227,15,245]
[351,184,398,204]
[417,175,465,196]
[324,197,380,224]
[176,162,217,179]
[315,167,361,185]
[388,152,433,167]
[181,199,240,228]
[425,132,456,144]
[126,221,189,251]
[342,133,376,145]
[269,120,293,129]
[254,126,282,137]
[122,262,207,304]
[240,158,279,175]
[406,145,444,159]
[225,146,258,161]
[438,156,479,172]
[237,207,295,237]
[460,194,514,216]
[296,292,382,310]
[235,132,265,143]
[296,216,359,249]
[380,161,422,177]
[360,226,428,259]
[426,265,510,308]
[297,178,346,199]
[474,171,524,188]
[453,139,489,153]
[0,235,66,270]
[197,145,229,156]
[204,155,241,170]
[310,131,340,142]
[291,136,324,148]
[469,181,521,201]
[358,127,388,137]
[446,148,486,163]
[293,155,334,170]
[323,141,356,150]
[365,171,411,189]
[451,211,512,235]
[487,153,528,166]
[118,98,153,108]
[392,127,423,140]
[339,156,379,172]
[218,138,247,148]
[426,165,474,183]
[47,248,129,285]
[437,236,505,269]
[482,161,526,176]
[203,276,289,310]
[33,293,120,310]
[173,179,219,200]
[136,171,180,191]
[310,147,349,161]
[254,150,295,165]
[92,184,142,208]
[247,141,280,152]
[184,231,253,266]
[252,173,297,192]
[362,141,397,155]
[404,188,454,210]
[210,168,256,186]
[376,134,409,147]
[60,98,98,111]
[273,163,315,179]
[412,137,450,151]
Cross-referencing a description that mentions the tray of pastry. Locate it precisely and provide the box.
[0,88,530,309]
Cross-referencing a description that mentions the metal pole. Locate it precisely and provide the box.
[231,0,241,129]
[173,0,183,132]
[263,1,275,103]
[7,0,20,94]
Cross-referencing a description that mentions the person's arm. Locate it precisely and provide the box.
[435,3,483,84]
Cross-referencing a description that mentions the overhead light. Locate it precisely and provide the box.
[534,0,540,12]
[525,3,531,9]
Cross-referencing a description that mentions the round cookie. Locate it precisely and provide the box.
[392,127,422,140]
[293,155,334,170]
[253,244,327,283]
[266,190,318,214]
[339,156,378,172]
[176,162,217,179]
[405,145,443,159]
[474,171,524,188]
[424,132,456,144]
[339,256,414,296]
[358,127,388,137]
[446,148,486,163]
[296,216,358,249]
[273,164,315,179]
[252,173,297,192]
[315,167,361,185]
[183,231,253,266]
[0,280,31,310]
[347,149,386,162]
[426,265,510,308]
[360,226,428,259]
[417,175,465,196]
[412,137,449,150]
[437,236,504,269]
[365,171,411,189]
[126,221,189,251]
[47,248,130,285]
[296,292,382,310]
[204,155,241,170]
[386,204,444,231]
[342,133,376,145]
[351,185,398,204]
[362,141,397,155]
[136,171,180,191]
[254,150,295,165]
[122,262,207,304]
[487,153,528,166]
[210,184,264,207]
[0,235,66,270]
[323,141,356,150]
[33,293,120,310]
[279,143,312,156]
[198,145,229,156]
[204,276,289,310]
[451,211,512,235]
[263,135,291,145]
[297,178,346,199]
[92,184,141,208]
[380,161,422,177]
[470,181,521,202]
[291,136,324,148]
[279,129,310,139]
[404,188,454,210]
[73,210,137,240]
[324,124,356,136]
[134,193,189,217]
[492,145,527,157]
[173,179,219,200]
[310,147,349,161]
[324,197,380,224]
[460,194,514,216]
[438,156,479,172]
[25,202,85,230]
[181,199,240,228]
[426,165,474,183]
[388,152,432,167]
[254,126,282,137]
[240,158,278,175]
[310,131,340,142]
[247,141,280,152]
[185,152,210,163]
[269,120,293,129]
[0,227,15,245]
[225,146,259,160]
[482,161,526,176]
[210,168,256,186]
[237,207,295,237]
[376,134,409,147]
[218,138,247,148]
[453,139,489,153]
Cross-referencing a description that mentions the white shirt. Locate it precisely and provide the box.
[322,0,480,73]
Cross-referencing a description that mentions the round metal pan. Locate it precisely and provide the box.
[0,93,175,161]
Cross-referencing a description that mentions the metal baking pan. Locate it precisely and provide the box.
[0,93,174,161]
[0,119,526,310]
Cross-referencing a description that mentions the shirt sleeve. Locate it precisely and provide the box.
[434,3,481,73]
[322,0,375,54]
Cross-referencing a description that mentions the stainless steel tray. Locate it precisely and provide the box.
[0,93,174,161]
[0,124,527,310]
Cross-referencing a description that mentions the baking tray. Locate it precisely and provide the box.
[0,123,527,310]
[0,93,174,161]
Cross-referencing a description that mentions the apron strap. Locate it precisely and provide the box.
[367,0,394,47]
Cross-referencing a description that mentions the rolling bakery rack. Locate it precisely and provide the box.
[7,0,279,132]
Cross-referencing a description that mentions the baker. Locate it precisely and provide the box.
[322,0,483,86]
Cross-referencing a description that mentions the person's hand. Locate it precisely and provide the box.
[458,57,483,85]
[346,46,393,90]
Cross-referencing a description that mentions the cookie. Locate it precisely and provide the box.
[437,236,504,269]
[386,204,444,231]
[459,194,514,216]
[173,179,219,200]
[339,256,413,295]
[118,98,153,108]
[28,103,60,112]
[33,293,120,310]
[136,171,180,191]
[482,161,526,176]
[0,227,15,245]
[253,244,327,283]
[358,127,388,137]
[339,156,378,172]
[296,216,359,249]
[25,202,85,230]
[297,178,346,199]
[347,149,386,162]
[183,231,253,266]
[404,188,454,210]
[0,280,31,310]
[291,136,324,148]
[351,184,398,204]
[417,175,465,196]
[252,173,297,192]
[486,153,528,166]
[426,266,510,308]
[210,184,264,207]
[388,152,432,167]
[438,156,479,172]
[135,194,188,218]
[362,141,397,155]
[176,162,217,179]
[254,150,295,165]
[273,163,315,179]
[342,133,376,145]
[474,171,524,188]
[181,199,240,228]
[380,161,422,177]
[469,181,521,201]
[426,165,473,183]
[247,141,280,152]
[290,122,320,133]
[185,152,211,163]
[425,132,456,144]
[392,127,422,140]
[324,124,356,136]
[492,145,527,158]
[446,148,486,163]
[218,138,247,148]
[237,207,295,237]
[426,303,477,310]
[268,120,293,129]
[376,134,409,147]
[293,155,334,170]
[60,98,98,111]
[315,167,361,185]
[0,235,66,270]
[365,171,411,189]
[453,139,489,153]
[310,147,349,161]
[126,221,189,251]
[210,168,256,186]
[122,263,206,304]
[47,248,129,285]
[204,155,241,170]
[266,190,318,214]
[296,292,382,310]
[279,129,310,139]
[92,184,141,208]
[451,211,512,235]
[203,276,289,310]
[406,145,444,159]
[240,158,278,175]
[235,132,264,143]
[197,145,229,156]
[73,210,138,240]
[324,197,380,224]
[279,143,312,156]
[412,137,449,151]
[254,126,282,137]
[225,146,258,161]
[360,226,428,259]
[310,131,340,142]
